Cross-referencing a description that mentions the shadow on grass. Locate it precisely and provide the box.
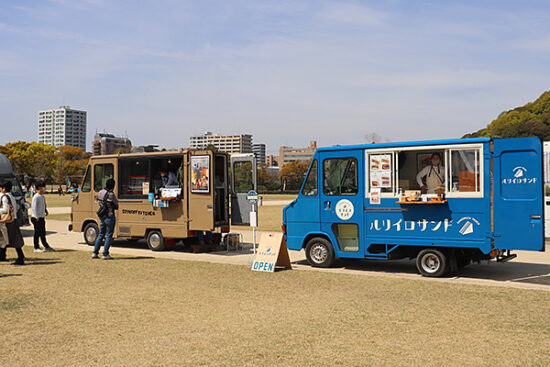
[293,258,550,286]
[111,256,155,260]
[0,274,23,278]
[20,228,58,237]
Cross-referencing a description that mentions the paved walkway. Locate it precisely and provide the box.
[19,220,550,292]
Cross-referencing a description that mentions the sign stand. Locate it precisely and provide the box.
[251,232,292,272]
[247,190,259,255]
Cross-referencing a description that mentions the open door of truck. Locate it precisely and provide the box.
[230,153,256,225]
[493,137,544,251]
[187,150,215,231]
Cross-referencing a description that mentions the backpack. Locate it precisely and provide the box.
[96,191,110,219]
[0,194,14,224]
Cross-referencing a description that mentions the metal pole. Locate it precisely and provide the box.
[252,203,256,254]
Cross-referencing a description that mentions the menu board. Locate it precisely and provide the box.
[369,154,392,188]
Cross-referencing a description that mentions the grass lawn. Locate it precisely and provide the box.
[233,204,284,232]
[41,194,74,207]
[0,250,549,366]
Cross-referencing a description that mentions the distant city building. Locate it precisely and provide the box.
[252,143,266,165]
[266,154,279,167]
[189,131,252,154]
[279,141,317,165]
[37,106,87,150]
[132,145,160,153]
[92,132,132,155]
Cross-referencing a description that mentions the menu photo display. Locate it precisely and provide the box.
[370,154,392,189]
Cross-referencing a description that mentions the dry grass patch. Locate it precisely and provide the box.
[0,250,549,366]
[233,204,284,232]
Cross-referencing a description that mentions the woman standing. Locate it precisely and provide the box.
[0,181,25,265]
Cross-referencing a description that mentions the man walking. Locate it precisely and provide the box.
[31,182,54,252]
[93,178,118,260]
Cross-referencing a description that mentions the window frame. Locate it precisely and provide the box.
[301,159,318,197]
[323,157,358,196]
[365,143,484,199]
[81,165,91,192]
[93,163,115,193]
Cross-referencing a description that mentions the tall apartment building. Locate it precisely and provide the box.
[252,143,266,165]
[37,106,87,150]
[279,141,317,165]
[189,132,252,154]
[92,132,132,155]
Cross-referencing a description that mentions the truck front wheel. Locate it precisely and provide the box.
[147,230,166,251]
[83,222,99,246]
[305,237,335,268]
[416,249,448,277]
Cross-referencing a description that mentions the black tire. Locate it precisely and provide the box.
[305,237,335,268]
[416,249,448,277]
[146,230,166,251]
[83,222,99,246]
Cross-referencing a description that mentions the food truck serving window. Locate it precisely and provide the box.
[366,144,483,198]
[302,160,318,196]
[119,158,150,198]
[323,158,358,196]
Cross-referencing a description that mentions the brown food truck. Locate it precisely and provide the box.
[70,149,253,251]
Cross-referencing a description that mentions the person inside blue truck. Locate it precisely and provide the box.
[416,152,445,194]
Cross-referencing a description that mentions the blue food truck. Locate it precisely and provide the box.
[283,137,544,277]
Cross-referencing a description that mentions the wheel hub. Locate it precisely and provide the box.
[311,243,328,263]
[421,253,440,274]
[86,227,97,242]
[149,233,161,248]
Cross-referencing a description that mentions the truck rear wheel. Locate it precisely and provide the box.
[305,237,335,268]
[83,222,99,246]
[147,230,166,251]
[416,249,448,277]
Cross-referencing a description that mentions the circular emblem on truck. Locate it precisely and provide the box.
[335,199,354,220]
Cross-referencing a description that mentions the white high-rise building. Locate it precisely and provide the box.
[252,143,266,165]
[189,131,253,154]
[37,106,87,150]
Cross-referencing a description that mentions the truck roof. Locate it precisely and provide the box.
[0,153,14,176]
[316,137,492,153]
[89,149,228,161]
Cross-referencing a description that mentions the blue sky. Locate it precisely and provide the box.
[1,0,550,153]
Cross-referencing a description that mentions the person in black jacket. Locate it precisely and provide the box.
[92,179,118,260]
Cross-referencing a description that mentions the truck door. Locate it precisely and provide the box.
[319,149,364,258]
[230,154,256,225]
[188,151,215,231]
[493,137,544,251]
[544,141,550,238]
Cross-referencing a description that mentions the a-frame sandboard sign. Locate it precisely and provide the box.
[251,232,292,272]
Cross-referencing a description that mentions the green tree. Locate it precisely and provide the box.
[54,145,90,184]
[257,163,280,192]
[464,91,550,139]
[0,141,58,181]
[279,160,311,191]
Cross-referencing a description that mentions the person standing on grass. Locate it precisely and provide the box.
[31,182,55,253]
[93,178,118,260]
[0,181,26,265]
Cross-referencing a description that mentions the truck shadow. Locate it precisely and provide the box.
[297,258,550,287]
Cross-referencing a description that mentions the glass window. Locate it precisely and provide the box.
[332,223,359,252]
[323,158,357,196]
[396,150,445,193]
[450,150,480,192]
[119,159,150,197]
[93,164,114,192]
[233,161,253,193]
[81,166,91,192]
[302,160,318,196]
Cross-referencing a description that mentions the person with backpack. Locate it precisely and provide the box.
[0,181,25,265]
[93,178,118,260]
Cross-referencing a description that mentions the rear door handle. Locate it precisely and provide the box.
[531,215,541,219]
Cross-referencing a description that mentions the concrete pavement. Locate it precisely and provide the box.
[19,220,550,292]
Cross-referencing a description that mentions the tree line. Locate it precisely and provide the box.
[0,141,89,186]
